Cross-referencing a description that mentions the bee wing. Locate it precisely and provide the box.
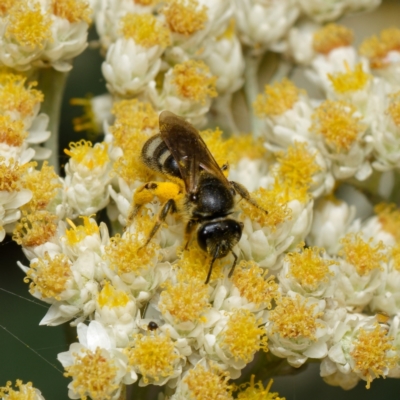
[159,111,228,194]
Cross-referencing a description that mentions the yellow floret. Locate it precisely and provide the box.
[313,23,354,54]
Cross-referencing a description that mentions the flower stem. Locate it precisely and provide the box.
[37,68,69,174]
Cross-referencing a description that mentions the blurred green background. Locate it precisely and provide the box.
[1,1,400,398]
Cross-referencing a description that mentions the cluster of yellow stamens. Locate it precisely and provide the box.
[359,27,400,69]
[310,100,365,152]
[0,158,30,192]
[235,376,285,400]
[0,380,40,399]
[375,203,400,242]
[269,295,323,341]
[285,243,336,291]
[328,63,372,93]
[163,0,208,36]
[64,216,99,245]
[0,115,27,147]
[25,252,72,300]
[126,332,180,384]
[171,60,217,104]
[253,78,304,117]
[220,309,268,363]
[387,91,400,128]
[120,13,171,48]
[313,24,354,55]
[64,140,109,170]
[351,323,398,389]
[339,233,387,276]
[51,0,92,24]
[97,281,130,309]
[64,348,119,400]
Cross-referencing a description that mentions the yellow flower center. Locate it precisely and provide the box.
[310,100,365,152]
[5,2,52,49]
[183,365,233,400]
[391,245,400,272]
[51,0,92,24]
[269,295,323,340]
[253,79,303,117]
[285,243,336,291]
[339,233,387,276]
[13,210,58,247]
[21,161,61,212]
[313,23,354,54]
[64,216,99,245]
[0,0,14,16]
[328,63,372,93]
[97,282,130,309]
[64,140,109,169]
[359,27,400,69]
[64,347,119,400]
[0,115,27,147]
[171,60,217,104]
[26,252,72,300]
[0,380,40,400]
[159,279,210,324]
[220,309,268,363]
[387,91,400,127]
[231,261,279,307]
[104,229,158,276]
[375,203,400,241]
[126,333,180,384]
[0,158,30,192]
[351,323,398,389]
[275,141,321,193]
[120,13,170,48]
[163,0,208,36]
[235,376,285,400]
[0,73,44,118]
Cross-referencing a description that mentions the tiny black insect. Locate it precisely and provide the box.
[133,111,267,284]
[147,321,159,331]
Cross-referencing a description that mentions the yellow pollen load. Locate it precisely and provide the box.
[64,347,119,399]
[240,186,291,230]
[0,73,44,118]
[0,115,27,147]
[65,216,99,245]
[328,63,372,93]
[178,243,226,282]
[351,323,398,389]
[25,252,72,300]
[64,140,109,169]
[183,365,233,400]
[375,203,400,242]
[121,13,170,48]
[97,281,130,308]
[387,92,400,127]
[310,100,365,152]
[171,60,217,104]
[12,210,58,247]
[276,141,321,193]
[359,27,400,69]
[159,279,210,324]
[5,2,52,49]
[0,158,30,192]
[104,231,158,276]
[285,244,336,291]
[235,376,285,400]
[339,233,387,276]
[253,79,303,118]
[52,0,92,24]
[231,260,279,308]
[21,161,61,212]
[269,295,323,340]
[163,0,208,36]
[0,380,39,399]
[313,24,354,55]
[127,333,180,384]
[220,309,268,363]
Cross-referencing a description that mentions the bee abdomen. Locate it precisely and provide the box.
[142,134,181,178]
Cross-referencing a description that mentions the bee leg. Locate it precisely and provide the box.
[230,180,268,215]
[139,198,178,250]
[227,250,238,278]
[184,220,197,250]
[205,243,221,284]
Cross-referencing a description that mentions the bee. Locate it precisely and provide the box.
[132,111,266,284]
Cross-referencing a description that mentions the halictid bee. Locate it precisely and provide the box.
[132,111,267,284]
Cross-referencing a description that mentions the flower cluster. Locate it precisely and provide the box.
[5,1,400,400]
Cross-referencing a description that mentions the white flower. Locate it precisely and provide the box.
[58,320,136,400]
